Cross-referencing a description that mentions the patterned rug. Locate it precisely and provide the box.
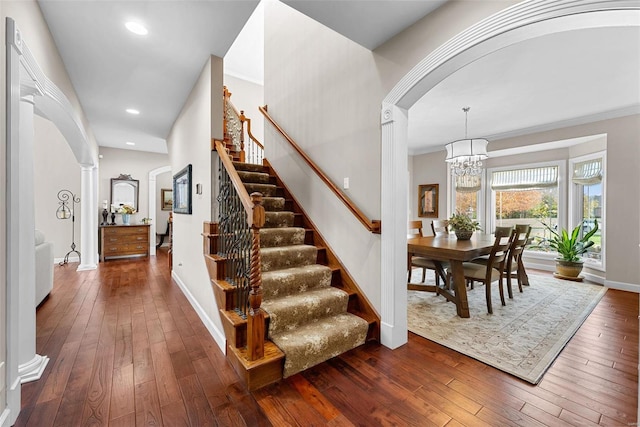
[407,271,607,384]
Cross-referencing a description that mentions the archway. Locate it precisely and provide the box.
[149,165,172,256]
[379,2,640,348]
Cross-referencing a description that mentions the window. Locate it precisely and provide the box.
[570,154,604,267]
[453,174,482,222]
[489,164,561,252]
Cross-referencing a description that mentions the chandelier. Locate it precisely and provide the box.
[445,107,488,176]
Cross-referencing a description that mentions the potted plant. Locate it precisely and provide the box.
[540,219,598,279]
[449,211,482,240]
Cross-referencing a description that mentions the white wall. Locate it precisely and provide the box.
[166,55,226,349]
[409,151,448,234]
[98,147,169,226]
[224,74,264,145]
[33,116,82,260]
[264,0,383,310]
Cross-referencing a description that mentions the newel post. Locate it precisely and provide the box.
[247,192,265,360]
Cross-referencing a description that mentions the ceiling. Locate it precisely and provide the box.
[37,1,640,156]
[408,25,640,155]
[38,0,261,153]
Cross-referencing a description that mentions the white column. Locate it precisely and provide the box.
[77,165,98,270]
[380,103,409,349]
[16,95,49,383]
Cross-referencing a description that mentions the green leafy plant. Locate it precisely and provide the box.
[448,211,482,232]
[539,219,598,262]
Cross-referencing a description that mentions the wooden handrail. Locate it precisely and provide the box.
[259,105,381,234]
[241,113,264,150]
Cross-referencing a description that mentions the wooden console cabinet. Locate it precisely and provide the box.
[99,224,150,262]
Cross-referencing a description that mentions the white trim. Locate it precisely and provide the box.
[605,279,640,293]
[381,2,639,348]
[0,408,11,427]
[54,255,80,264]
[171,271,226,351]
[148,165,171,257]
[17,354,49,384]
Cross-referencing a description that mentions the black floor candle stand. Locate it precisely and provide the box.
[56,189,81,266]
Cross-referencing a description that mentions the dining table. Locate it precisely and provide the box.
[407,233,497,318]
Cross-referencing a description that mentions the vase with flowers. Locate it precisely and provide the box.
[448,211,481,240]
[118,205,136,225]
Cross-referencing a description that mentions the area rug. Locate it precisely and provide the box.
[407,272,607,384]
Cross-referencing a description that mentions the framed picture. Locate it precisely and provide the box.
[161,188,173,211]
[418,184,438,218]
[173,164,192,214]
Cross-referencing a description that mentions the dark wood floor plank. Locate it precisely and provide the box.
[150,340,183,407]
[110,363,135,421]
[16,252,636,427]
[178,374,217,426]
[134,380,164,426]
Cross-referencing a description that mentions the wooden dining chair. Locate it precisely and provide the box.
[431,220,449,236]
[453,230,516,314]
[504,224,532,297]
[408,221,447,286]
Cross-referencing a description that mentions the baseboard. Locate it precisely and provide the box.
[171,271,226,352]
[53,255,79,264]
[605,279,640,293]
[0,407,11,427]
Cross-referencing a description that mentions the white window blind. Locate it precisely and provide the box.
[455,175,481,193]
[572,158,602,185]
[491,166,558,191]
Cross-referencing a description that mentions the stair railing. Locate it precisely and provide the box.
[214,139,265,360]
[224,87,264,165]
[259,105,381,234]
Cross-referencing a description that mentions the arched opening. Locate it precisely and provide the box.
[379,3,639,348]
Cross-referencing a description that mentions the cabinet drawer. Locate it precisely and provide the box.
[103,243,149,256]
[103,225,149,237]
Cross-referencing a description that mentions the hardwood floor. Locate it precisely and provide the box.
[17,251,638,426]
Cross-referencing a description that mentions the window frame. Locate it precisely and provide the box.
[486,160,566,243]
[448,167,486,230]
[568,151,606,271]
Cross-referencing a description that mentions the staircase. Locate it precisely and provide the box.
[204,157,379,390]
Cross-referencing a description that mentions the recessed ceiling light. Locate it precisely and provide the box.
[126,142,136,146]
[126,108,140,115]
[125,21,148,36]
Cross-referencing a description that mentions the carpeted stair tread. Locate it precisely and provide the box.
[270,313,369,378]
[262,197,285,212]
[260,227,306,248]
[244,183,277,197]
[264,211,295,228]
[263,287,349,336]
[233,162,266,173]
[262,264,333,299]
[261,245,317,272]
[238,170,271,184]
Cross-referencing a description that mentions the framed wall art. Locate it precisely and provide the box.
[173,164,192,214]
[161,188,173,211]
[418,184,438,218]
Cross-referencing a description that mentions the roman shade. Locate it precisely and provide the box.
[572,158,602,185]
[455,175,482,193]
[491,166,558,191]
